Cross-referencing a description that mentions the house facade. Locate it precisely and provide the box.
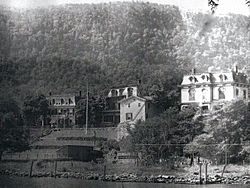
[116,95,156,140]
[47,92,81,128]
[102,85,139,126]
[181,65,249,113]
[119,96,155,123]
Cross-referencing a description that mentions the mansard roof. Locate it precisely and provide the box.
[181,70,248,86]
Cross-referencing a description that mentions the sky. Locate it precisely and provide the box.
[0,0,249,15]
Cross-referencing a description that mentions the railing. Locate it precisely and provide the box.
[2,152,68,161]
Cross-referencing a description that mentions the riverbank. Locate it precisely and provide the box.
[1,161,250,185]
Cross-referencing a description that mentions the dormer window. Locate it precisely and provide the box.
[128,87,133,97]
[119,88,124,96]
[219,74,224,82]
[189,76,198,83]
[224,75,228,80]
[201,74,210,81]
[111,89,118,97]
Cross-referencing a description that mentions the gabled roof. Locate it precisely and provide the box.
[118,95,146,104]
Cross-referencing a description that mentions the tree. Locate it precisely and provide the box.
[185,100,250,164]
[129,107,204,166]
[76,95,106,127]
[23,94,49,127]
[0,96,29,160]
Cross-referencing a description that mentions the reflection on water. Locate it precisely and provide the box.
[0,176,249,188]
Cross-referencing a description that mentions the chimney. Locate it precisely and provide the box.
[191,68,196,74]
[233,63,238,73]
[208,66,213,73]
[137,79,142,85]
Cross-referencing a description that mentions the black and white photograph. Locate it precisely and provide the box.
[0,0,250,187]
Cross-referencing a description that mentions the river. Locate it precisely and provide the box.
[0,176,249,188]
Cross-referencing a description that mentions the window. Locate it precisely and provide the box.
[128,87,134,97]
[201,106,209,114]
[126,113,133,121]
[146,113,148,119]
[58,109,62,114]
[218,87,225,100]
[104,115,113,123]
[111,89,118,97]
[61,99,64,105]
[52,99,55,105]
[128,103,130,108]
[202,89,208,101]
[69,98,73,104]
[138,103,141,107]
[69,109,73,114]
[219,74,223,82]
[236,88,239,97]
[119,88,125,96]
[243,90,247,99]
[188,88,195,101]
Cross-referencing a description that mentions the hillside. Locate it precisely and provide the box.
[182,12,250,71]
[0,2,186,104]
[0,2,249,103]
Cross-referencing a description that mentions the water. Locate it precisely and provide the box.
[0,176,248,188]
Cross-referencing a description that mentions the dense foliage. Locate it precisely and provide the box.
[76,95,106,127]
[0,3,187,104]
[0,96,29,160]
[185,101,250,164]
[23,94,49,127]
[129,107,204,166]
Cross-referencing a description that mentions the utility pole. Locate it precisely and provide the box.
[85,79,88,135]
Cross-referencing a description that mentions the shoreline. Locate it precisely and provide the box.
[1,169,250,185]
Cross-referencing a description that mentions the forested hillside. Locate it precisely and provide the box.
[182,12,250,71]
[0,2,249,104]
[0,2,187,105]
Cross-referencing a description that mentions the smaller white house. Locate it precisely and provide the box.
[117,95,156,140]
[118,96,154,124]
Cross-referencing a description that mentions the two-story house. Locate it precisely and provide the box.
[102,85,139,126]
[47,92,82,128]
[118,96,155,124]
[181,65,249,113]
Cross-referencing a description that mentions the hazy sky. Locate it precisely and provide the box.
[0,0,249,15]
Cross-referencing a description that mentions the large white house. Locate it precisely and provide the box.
[181,65,249,112]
